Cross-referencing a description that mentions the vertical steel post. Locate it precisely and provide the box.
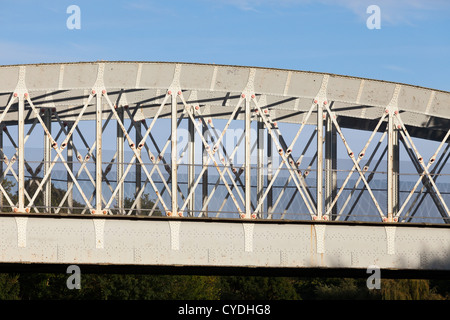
[325,113,337,220]
[387,109,399,221]
[171,92,178,216]
[117,106,124,214]
[393,127,399,216]
[257,117,264,219]
[44,108,52,213]
[95,92,102,214]
[67,122,73,214]
[135,120,142,215]
[316,102,324,219]
[267,130,273,218]
[202,124,209,217]
[244,97,251,218]
[18,94,25,212]
[188,114,195,217]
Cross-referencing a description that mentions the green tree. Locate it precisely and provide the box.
[0,273,20,300]
[381,279,444,300]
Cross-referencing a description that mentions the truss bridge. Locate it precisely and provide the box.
[0,61,449,276]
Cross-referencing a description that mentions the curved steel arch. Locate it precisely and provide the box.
[0,61,448,224]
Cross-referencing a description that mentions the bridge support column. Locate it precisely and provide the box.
[135,120,142,215]
[44,108,52,213]
[325,112,337,220]
[171,92,178,216]
[202,125,209,217]
[117,106,124,215]
[67,122,74,214]
[188,114,195,217]
[257,116,264,219]
[267,128,272,217]
[244,96,252,219]
[387,108,399,222]
[95,90,103,214]
[17,93,26,213]
[316,102,324,220]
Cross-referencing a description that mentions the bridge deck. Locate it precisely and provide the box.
[1,213,449,274]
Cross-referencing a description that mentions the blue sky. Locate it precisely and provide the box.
[0,0,449,91]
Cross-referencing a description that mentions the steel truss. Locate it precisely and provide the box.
[0,62,448,224]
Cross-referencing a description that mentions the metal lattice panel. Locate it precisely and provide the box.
[0,61,448,225]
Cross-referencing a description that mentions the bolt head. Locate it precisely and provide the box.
[13,93,18,97]
[92,90,96,95]
[251,94,255,99]
[241,94,245,98]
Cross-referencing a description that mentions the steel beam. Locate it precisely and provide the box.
[117,106,124,215]
[43,108,52,213]
[135,119,142,215]
[95,92,103,214]
[257,117,264,219]
[316,102,324,219]
[244,97,251,219]
[67,122,73,214]
[188,113,195,217]
[325,113,337,220]
[171,92,178,216]
[17,94,25,213]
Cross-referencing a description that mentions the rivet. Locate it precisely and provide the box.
[241,94,245,98]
